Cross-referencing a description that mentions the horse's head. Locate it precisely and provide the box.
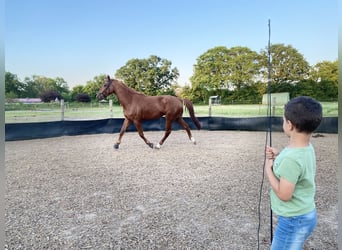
[96,75,113,100]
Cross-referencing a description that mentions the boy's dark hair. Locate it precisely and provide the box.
[284,96,322,133]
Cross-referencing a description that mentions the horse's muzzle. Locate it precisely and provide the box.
[96,93,105,100]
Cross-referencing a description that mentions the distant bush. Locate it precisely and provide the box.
[40,90,62,102]
[76,93,91,102]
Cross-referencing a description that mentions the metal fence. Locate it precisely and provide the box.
[5,100,337,124]
[5,101,120,123]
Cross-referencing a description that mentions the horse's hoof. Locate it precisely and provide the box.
[154,143,161,149]
[147,143,154,149]
[114,144,119,149]
[191,137,196,145]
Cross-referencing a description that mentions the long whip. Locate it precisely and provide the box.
[257,19,273,250]
[267,18,273,243]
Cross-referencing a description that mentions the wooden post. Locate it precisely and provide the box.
[109,100,113,118]
[209,97,212,117]
[272,97,276,116]
[60,99,65,121]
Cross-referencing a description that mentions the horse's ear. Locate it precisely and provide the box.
[107,75,111,80]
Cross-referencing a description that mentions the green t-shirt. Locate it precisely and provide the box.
[270,144,316,217]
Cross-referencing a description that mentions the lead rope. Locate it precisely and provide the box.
[257,19,272,250]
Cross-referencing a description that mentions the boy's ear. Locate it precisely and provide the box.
[287,120,295,131]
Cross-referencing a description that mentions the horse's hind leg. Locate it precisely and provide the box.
[134,121,154,148]
[177,118,196,144]
[155,120,172,149]
[115,118,131,149]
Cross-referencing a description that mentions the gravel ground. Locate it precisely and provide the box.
[5,130,338,249]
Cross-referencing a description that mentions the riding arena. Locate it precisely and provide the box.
[5,132,337,249]
[5,78,338,249]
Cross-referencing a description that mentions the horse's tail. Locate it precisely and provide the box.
[183,99,202,130]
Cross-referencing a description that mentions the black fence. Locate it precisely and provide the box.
[5,116,338,141]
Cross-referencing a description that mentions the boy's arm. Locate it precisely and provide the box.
[265,160,295,201]
[264,147,295,202]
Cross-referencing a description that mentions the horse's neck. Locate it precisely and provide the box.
[113,80,136,106]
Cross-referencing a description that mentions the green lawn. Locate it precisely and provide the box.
[195,102,338,117]
[5,102,338,123]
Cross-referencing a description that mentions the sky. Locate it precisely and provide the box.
[5,0,338,89]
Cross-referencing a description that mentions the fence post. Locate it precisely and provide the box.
[272,97,276,116]
[209,98,212,117]
[109,100,113,118]
[209,96,218,117]
[60,99,65,121]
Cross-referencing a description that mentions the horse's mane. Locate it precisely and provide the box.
[115,79,146,96]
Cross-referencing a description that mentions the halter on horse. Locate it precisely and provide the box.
[96,75,201,149]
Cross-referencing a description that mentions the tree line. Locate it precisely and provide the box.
[5,44,338,104]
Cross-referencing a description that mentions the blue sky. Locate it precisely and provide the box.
[5,0,338,88]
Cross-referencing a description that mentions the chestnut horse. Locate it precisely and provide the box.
[96,76,201,149]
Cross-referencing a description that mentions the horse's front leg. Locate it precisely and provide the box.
[115,118,131,149]
[134,121,154,148]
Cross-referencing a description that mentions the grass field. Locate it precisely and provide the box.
[5,102,338,123]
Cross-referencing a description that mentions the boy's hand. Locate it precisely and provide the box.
[265,146,277,171]
[265,146,278,160]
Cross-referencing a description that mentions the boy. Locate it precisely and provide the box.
[265,96,322,249]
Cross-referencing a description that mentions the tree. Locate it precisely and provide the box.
[226,46,260,90]
[83,74,107,100]
[16,75,70,99]
[5,72,25,98]
[115,55,179,96]
[310,60,338,86]
[21,77,41,98]
[54,77,70,96]
[292,80,337,101]
[190,46,260,102]
[30,75,69,93]
[260,44,310,84]
[191,46,230,101]
[76,93,91,102]
[40,90,62,102]
[5,72,70,99]
[70,85,85,101]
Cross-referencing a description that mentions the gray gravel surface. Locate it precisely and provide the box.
[5,131,338,249]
